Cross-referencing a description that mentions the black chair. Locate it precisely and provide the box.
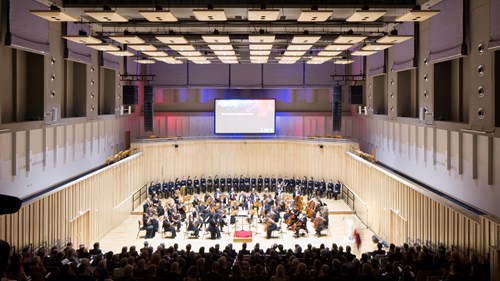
[137,220,146,238]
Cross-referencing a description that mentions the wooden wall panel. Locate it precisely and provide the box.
[343,151,499,262]
[0,153,144,251]
[1,139,499,264]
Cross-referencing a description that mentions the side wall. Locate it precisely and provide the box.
[0,153,144,250]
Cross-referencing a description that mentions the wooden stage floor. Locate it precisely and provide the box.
[99,197,377,256]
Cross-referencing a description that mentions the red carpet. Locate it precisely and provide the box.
[233,230,253,242]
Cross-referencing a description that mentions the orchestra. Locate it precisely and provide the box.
[141,175,338,240]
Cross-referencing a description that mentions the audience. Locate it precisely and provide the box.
[0,239,489,281]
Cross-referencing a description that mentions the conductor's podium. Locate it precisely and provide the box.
[233,230,252,243]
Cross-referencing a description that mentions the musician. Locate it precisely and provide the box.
[143,212,156,238]
[265,215,279,239]
[143,198,152,213]
[294,176,301,193]
[148,208,160,235]
[226,176,232,191]
[277,175,283,191]
[244,175,251,192]
[284,204,299,226]
[251,177,257,190]
[184,214,199,238]
[152,193,160,206]
[200,175,207,193]
[186,176,193,195]
[214,188,221,203]
[264,176,270,191]
[148,181,157,196]
[326,181,334,199]
[174,178,181,192]
[238,192,247,210]
[307,177,314,196]
[257,175,263,192]
[215,209,227,232]
[317,211,329,236]
[169,209,182,232]
[220,176,226,192]
[233,175,239,192]
[314,179,321,197]
[167,179,175,198]
[214,175,220,191]
[156,203,165,216]
[162,179,168,199]
[275,183,283,200]
[192,195,200,208]
[194,176,200,194]
[334,180,342,200]
[207,214,221,239]
[294,212,308,238]
[180,176,187,191]
[293,186,301,199]
[319,178,326,198]
[207,175,213,192]
[271,175,276,192]
[162,214,177,238]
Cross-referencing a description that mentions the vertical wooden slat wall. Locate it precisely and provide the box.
[0,154,144,251]
[344,152,500,261]
[1,139,499,261]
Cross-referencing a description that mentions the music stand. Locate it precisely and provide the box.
[236,210,250,231]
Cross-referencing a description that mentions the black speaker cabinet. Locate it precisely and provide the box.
[123,85,138,105]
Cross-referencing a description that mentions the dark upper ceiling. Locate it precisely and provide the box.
[33,0,439,64]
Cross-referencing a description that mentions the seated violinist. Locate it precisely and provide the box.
[294,211,308,238]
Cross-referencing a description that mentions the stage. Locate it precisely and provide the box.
[98,197,377,255]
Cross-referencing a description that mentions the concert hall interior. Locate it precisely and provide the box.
[1,0,500,280]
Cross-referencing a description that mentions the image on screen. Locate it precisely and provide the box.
[215,99,276,134]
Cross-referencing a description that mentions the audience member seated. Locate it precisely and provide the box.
[0,238,490,281]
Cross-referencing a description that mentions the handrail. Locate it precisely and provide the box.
[132,184,148,211]
[133,135,357,144]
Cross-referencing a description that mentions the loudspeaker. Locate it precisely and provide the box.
[350,85,363,104]
[123,85,138,105]
[144,85,154,132]
[332,86,342,132]
[0,194,22,215]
